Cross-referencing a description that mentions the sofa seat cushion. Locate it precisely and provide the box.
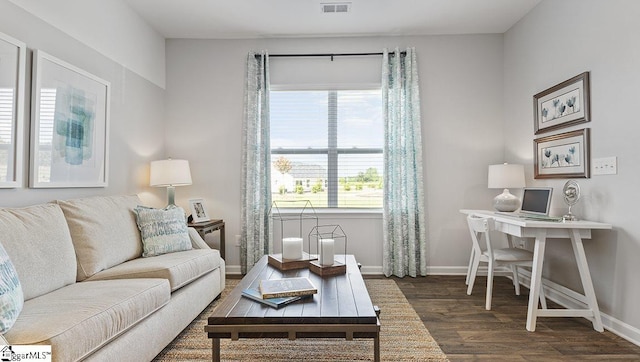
[86,249,220,292]
[4,279,169,362]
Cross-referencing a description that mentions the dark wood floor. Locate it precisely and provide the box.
[391,275,640,361]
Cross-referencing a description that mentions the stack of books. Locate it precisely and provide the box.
[242,277,317,309]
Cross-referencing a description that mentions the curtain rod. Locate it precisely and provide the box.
[255,51,406,60]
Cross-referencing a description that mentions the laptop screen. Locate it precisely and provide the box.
[520,187,553,215]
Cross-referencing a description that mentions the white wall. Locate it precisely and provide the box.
[0,0,166,207]
[165,35,505,273]
[7,0,166,88]
[504,0,640,335]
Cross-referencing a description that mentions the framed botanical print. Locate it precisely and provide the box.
[534,128,590,179]
[30,50,110,188]
[534,72,590,134]
[0,32,26,188]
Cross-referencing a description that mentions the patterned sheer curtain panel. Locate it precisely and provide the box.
[240,51,272,274]
[382,47,427,278]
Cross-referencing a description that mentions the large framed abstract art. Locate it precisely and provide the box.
[0,32,26,188]
[30,50,110,188]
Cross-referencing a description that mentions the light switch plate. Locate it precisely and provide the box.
[593,157,617,175]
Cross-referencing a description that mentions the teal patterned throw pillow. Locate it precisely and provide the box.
[133,206,192,257]
[0,242,23,333]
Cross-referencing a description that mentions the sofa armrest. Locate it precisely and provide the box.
[188,227,211,249]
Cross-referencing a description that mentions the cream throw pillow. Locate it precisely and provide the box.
[134,206,192,257]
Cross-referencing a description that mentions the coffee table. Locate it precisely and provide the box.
[205,254,380,361]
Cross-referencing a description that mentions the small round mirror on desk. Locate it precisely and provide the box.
[563,180,581,221]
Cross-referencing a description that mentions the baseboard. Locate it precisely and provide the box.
[360,265,383,275]
[426,265,513,276]
[225,265,242,275]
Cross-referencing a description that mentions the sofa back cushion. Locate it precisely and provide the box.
[0,203,77,300]
[57,195,143,281]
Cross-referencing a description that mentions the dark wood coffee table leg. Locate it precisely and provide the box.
[374,331,380,362]
[212,338,220,362]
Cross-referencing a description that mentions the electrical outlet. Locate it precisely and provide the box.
[235,234,241,247]
[593,157,617,175]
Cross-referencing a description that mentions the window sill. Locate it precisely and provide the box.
[272,208,383,219]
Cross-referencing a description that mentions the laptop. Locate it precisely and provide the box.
[497,187,561,221]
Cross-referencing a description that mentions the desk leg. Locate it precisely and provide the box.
[506,235,521,295]
[212,338,220,362]
[526,230,547,332]
[570,229,604,332]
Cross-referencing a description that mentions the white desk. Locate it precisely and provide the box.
[460,209,612,332]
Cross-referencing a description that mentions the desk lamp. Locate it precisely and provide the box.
[488,163,525,212]
[150,158,192,207]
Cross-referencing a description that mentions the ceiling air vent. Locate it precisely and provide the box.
[321,2,351,13]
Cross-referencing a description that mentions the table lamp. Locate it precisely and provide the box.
[488,163,525,212]
[150,158,192,207]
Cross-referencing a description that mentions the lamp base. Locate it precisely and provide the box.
[493,189,520,212]
[166,186,176,207]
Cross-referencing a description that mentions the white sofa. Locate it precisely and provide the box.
[0,195,225,361]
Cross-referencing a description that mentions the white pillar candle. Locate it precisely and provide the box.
[319,238,335,266]
[282,237,303,260]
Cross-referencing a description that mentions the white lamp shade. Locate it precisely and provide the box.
[150,159,192,187]
[488,163,525,189]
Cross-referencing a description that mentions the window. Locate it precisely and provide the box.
[270,89,383,208]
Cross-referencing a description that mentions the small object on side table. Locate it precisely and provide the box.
[188,219,225,259]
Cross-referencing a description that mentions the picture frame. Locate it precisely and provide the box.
[534,128,590,179]
[30,50,110,188]
[189,198,210,223]
[0,32,26,188]
[534,72,590,134]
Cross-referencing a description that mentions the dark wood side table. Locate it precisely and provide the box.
[188,219,225,260]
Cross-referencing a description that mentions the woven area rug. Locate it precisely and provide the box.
[154,278,448,361]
